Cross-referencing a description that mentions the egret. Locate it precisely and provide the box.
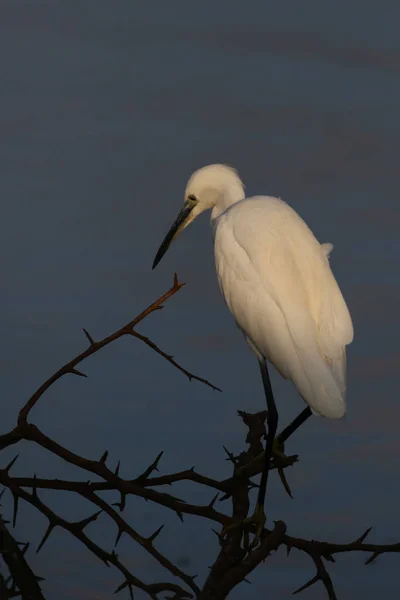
[152,164,353,542]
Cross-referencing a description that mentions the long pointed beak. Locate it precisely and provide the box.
[152,201,194,269]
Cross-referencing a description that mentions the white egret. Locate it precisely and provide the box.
[152,164,353,540]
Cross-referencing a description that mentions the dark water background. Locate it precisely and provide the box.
[1,1,400,598]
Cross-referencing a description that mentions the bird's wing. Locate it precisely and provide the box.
[228,197,353,352]
[215,196,353,416]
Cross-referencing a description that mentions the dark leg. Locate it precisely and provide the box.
[276,406,312,446]
[220,360,279,547]
[222,363,308,547]
[256,359,278,509]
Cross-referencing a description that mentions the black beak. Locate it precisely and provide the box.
[152,202,194,269]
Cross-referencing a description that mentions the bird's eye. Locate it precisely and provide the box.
[187,194,197,202]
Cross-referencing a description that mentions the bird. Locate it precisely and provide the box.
[152,164,353,542]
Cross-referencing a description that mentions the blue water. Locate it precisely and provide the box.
[1,1,400,598]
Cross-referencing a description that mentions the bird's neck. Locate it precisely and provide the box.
[210,184,245,220]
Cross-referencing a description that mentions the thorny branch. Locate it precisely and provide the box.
[17,273,219,426]
[0,276,399,599]
[0,515,45,600]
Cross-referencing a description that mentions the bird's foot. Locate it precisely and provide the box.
[221,503,266,550]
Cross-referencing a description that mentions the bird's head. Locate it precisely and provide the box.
[152,164,244,269]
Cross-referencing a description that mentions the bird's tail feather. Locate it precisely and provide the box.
[295,348,345,418]
[286,314,346,419]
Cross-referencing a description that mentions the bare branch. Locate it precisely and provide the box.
[0,276,398,600]
[0,515,45,599]
[17,275,217,424]
[135,451,164,483]
[129,330,221,391]
[293,553,337,599]
[5,481,193,599]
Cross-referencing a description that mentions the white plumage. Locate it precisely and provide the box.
[154,164,353,420]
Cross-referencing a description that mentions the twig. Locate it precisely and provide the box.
[0,515,45,600]
[17,275,218,425]
[0,277,398,600]
[4,481,193,600]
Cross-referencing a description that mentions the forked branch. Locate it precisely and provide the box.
[0,277,398,599]
[17,274,219,426]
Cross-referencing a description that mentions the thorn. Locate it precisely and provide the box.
[83,328,95,345]
[169,494,187,504]
[112,491,126,512]
[70,367,87,378]
[365,551,380,565]
[189,466,195,472]
[277,466,294,499]
[191,574,198,580]
[356,526,372,544]
[17,541,30,555]
[115,460,120,476]
[114,579,128,593]
[208,493,219,508]
[6,454,19,472]
[77,510,102,530]
[12,492,19,527]
[148,524,164,542]
[286,545,292,556]
[0,488,5,500]
[175,510,184,522]
[36,523,55,553]
[136,451,164,482]
[323,553,336,563]
[219,492,231,502]
[222,446,237,464]
[293,575,319,594]
[211,528,222,540]
[111,549,118,560]
[243,577,252,584]
[115,579,133,598]
[247,479,259,490]
[114,528,124,547]
[152,451,163,471]
[173,272,186,290]
[35,575,45,582]
[100,450,109,464]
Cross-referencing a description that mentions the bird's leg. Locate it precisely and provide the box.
[222,378,312,547]
[220,360,278,548]
[275,406,312,453]
[249,359,278,546]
